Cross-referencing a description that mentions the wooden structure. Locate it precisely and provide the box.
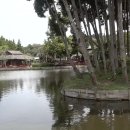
[0,50,33,68]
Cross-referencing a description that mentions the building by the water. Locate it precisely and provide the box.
[0,50,33,68]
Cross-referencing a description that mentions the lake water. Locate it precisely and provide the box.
[0,69,130,130]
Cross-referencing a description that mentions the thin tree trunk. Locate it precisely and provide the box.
[103,10,109,50]
[91,21,101,46]
[91,21,102,70]
[95,0,107,73]
[84,4,100,72]
[103,10,110,70]
[117,0,128,83]
[129,0,130,28]
[78,0,100,72]
[102,0,109,49]
[46,0,81,77]
[129,0,130,26]
[108,0,116,76]
[127,0,130,56]
[124,0,127,46]
[62,0,98,85]
[84,21,100,72]
[62,27,82,77]
[77,0,88,36]
[111,0,118,69]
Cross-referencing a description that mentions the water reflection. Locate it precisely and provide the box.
[52,97,130,130]
[0,70,130,130]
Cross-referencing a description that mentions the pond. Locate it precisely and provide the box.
[0,69,130,130]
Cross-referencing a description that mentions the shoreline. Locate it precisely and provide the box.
[1,66,127,101]
[61,88,130,101]
[0,66,72,71]
[0,65,87,71]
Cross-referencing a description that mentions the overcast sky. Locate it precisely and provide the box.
[0,0,48,47]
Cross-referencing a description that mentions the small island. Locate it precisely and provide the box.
[62,72,130,100]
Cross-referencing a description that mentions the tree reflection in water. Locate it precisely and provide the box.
[0,80,19,101]
[32,70,130,130]
[0,70,130,130]
[34,70,74,128]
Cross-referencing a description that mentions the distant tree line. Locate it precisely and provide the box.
[0,36,23,53]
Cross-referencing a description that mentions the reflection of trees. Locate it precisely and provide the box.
[34,70,75,128]
[1,70,130,129]
[61,98,130,129]
[45,71,74,128]
[0,80,19,101]
[33,70,130,129]
[65,98,130,115]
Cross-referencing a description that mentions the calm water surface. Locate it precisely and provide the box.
[0,69,130,130]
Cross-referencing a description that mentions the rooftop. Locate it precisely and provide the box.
[6,50,23,55]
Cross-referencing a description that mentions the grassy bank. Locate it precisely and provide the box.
[63,72,129,90]
[32,63,54,67]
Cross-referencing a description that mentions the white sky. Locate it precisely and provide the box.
[0,0,48,47]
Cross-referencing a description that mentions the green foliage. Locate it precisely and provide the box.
[48,17,61,37]
[24,44,42,56]
[48,13,69,38]
[43,36,67,58]
[0,36,17,53]
[16,39,23,51]
[34,0,53,17]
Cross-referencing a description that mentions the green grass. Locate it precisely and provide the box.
[63,73,94,89]
[99,81,128,90]
[63,72,129,90]
[32,63,54,67]
[63,57,130,90]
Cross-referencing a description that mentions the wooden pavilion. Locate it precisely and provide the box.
[0,50,33,68]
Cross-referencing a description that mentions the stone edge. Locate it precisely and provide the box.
[61,89,130,101]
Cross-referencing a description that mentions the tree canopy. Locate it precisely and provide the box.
[27,0,130,85]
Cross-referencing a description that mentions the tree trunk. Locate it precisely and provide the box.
[102,0,109,49]
[129,0,130,26]
[94,0,107,73]
[77,0,88,36]
[108,0,116,77]
[117,0,128,83]
[103,11,109,48]
[103,10,111,70]
[78,1,100,72]
[127,0,130,56]
[91,21,101,46]
[84,4,100,72]
[111,0,118,69]
[124,0,127,46]
[62,27,82,77]
[46,0,81,77]
[62,0,98,85]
